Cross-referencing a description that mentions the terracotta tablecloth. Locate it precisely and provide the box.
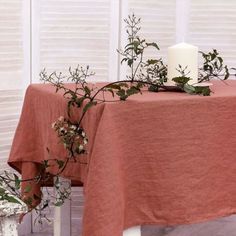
[8,80,236,236]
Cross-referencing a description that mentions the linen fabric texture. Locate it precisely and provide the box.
[8,80,236,236]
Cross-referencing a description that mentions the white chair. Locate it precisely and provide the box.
[0,194,28,236]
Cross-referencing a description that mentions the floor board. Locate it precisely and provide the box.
[19,214,236,236]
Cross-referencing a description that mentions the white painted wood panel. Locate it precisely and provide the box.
[33,0,111,82]
[187,0,236,69]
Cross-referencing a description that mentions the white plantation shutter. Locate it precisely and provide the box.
[35,0,111,82]
[187,0,236,68]
[0,90,22,172]
[0,0,24,172]
[127,0,176,62]
[0,0,24,90]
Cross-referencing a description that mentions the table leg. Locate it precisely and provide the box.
[17,213,32,235]
[123,226,141,236]
[53,177,71,236]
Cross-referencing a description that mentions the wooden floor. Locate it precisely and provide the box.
[19,214,236,236]
[142,214,236,236]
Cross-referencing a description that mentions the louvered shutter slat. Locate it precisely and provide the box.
[127,0,176,62]
[38,0,111,81]
[187,0,236,68]
[0,0,23,171]
[0,91,22,172]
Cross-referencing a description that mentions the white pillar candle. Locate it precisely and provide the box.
[167,42,198,85]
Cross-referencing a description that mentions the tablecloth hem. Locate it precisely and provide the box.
[124,210,236,230]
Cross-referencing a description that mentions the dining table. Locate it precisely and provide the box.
[8,79,236,236]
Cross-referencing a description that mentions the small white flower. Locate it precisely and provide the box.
[71,125,76,130]
[78,144,84,151]
[58,116,64,122]
[83,139,88,145]
[51,122,56,129]
[81,131,86,137]
[59,127,66,134]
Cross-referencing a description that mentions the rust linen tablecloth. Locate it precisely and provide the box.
[8,80,236,236]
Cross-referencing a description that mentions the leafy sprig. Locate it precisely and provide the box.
[199,49,230,82]
[172,65,211,96]
[118,14,160,81]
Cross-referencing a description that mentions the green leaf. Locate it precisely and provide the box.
[202,87,211,96]
[127,59,133,67]
[146,42,160,50]
[133,40,140,47]
[210,53,217,61]
[125,42,135,48]
[14,174,21,190]
[148,85,159,92]
[126,86,140,96]
[4,195,22,205]
[106,84,121,90]
[172,76,190,85]
[56,160,64,169]
[75,97,85,108]
[147,59,159,65]
[194,86,211,96]
[116,89,125,97]
[224,66,230,80]
[213,49,218,56]
[105,88,115,97]
[116,89,128,101]
[183,84,196,94]
[121,58,128,64]
[117,82,129,88]
[83,101,97,113]
[0,187,6,195]
[84,86,91,96]
[218,57,223,64]
[24,185,32,193]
